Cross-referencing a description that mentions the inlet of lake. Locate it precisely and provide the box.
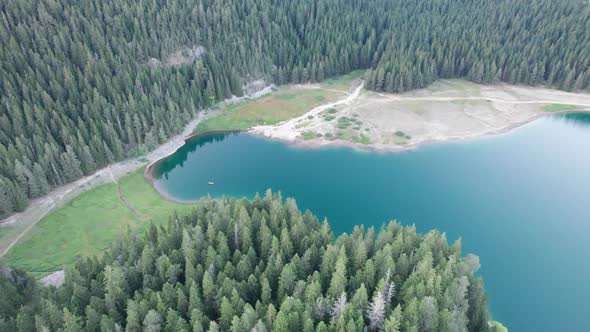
[153,113,590,332]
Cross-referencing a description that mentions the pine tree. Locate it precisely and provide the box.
[125,300,141,332]
[143,310,162,332]
[383,305,402,332]
[0,194,498,331]
[328,247,348,298]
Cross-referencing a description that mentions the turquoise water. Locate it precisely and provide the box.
[153,113,590,331]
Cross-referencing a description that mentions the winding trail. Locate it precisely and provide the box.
[109,171,147,222]
[251,81,365,140]
[0,85,275,259]
[2,80,589,260]
[250,79,590,151]
[250,81,590,144]
[0,112,212,257]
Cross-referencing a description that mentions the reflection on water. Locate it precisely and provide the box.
[155,112,590,178]
[150,113,590,332]
[154,132,237,179]
[557,112,590,127]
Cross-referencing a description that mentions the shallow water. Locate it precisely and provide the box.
[153,113,590,331]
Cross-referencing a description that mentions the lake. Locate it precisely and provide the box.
[153,113,590,331]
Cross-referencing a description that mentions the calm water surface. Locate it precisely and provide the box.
[154,113,590,331]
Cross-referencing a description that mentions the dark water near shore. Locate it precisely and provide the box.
[153,113,590,331]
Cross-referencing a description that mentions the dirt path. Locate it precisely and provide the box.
[249,80,590,151]
[369,94,590,107]
[251,81,365,140]
[0,86,273,258]
[108,171,147,222]
[0,112,213,258]
[0,111,210,258]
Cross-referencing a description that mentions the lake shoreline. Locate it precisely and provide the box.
[144,129,242,204]
[250,79,590,153]
[0,111,214,257]
[140,113,590,332]
[0,83,277,258]
[145,109,589,204]
[251,109,590,153]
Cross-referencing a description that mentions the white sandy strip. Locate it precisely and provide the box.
[369,95,590,106]
[250,81,365,140]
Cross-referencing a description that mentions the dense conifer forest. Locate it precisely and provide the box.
[1,0,589,216]
[0,193,491,331]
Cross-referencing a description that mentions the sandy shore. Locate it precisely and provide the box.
[10,79,589,287]
[145,80,590,205]
[4,79,589,259]
[280,108,590,153]
[250,81,365,140]
[249,80,590,152]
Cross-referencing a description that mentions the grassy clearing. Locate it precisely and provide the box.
[359,135,371,144]
[303,132,315,140]
[295,121,310,129]
[195,87,343,133]
[351,134,371,145]
[421,79,482,97]
[320,70,364,91]
[2,169,194,277]
[117,170,194,222]
[194,71,363,133]
[543,103,578,112]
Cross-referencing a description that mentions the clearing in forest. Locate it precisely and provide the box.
[194,71,364,133]
[252,79,590,150]
[2,169,194,277]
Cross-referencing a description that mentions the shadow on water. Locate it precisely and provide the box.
[555,112,590,127]
[153,132,238,179]
[148,112,590,331]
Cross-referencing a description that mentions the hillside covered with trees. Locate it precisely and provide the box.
[0,193,491,331]
[1,0,589,216]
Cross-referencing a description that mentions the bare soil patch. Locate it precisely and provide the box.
[252,79,590,151]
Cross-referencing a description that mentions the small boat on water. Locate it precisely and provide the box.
[208,181,215,185]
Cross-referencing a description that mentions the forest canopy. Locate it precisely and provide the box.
[0,192,491,331]
[1,0,590,216]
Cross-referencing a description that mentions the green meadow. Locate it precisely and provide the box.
[2,169,195,277]
[195,71,363,133]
